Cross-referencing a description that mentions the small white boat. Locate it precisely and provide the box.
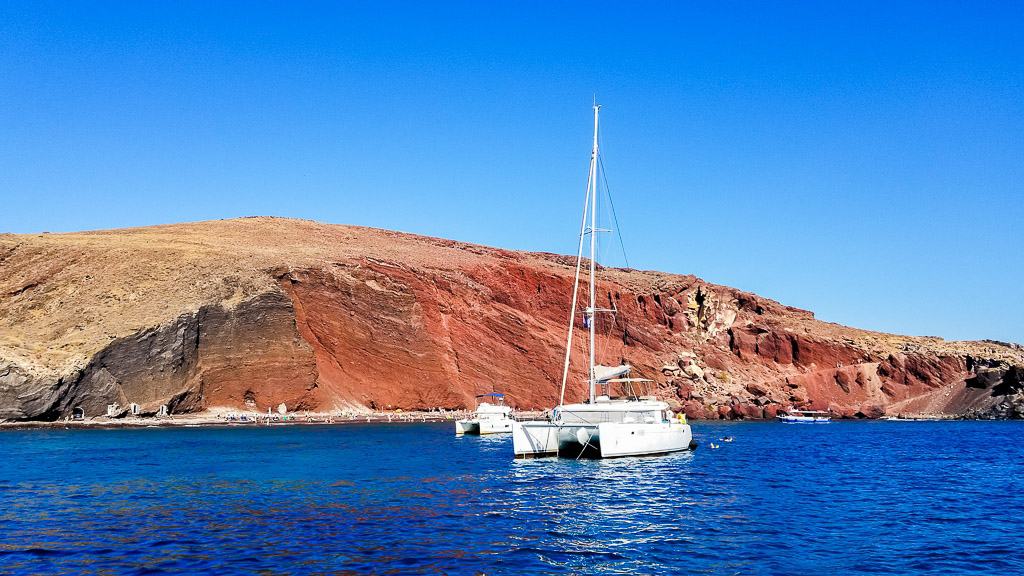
[455,393,514,435]
[512,104,696,459]
[777,409,831,423]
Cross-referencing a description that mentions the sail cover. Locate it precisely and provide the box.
[593,364,631,382]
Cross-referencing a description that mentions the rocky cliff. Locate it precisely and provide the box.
[1,217,1021,421]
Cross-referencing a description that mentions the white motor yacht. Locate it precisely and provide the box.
[777,409,832,423]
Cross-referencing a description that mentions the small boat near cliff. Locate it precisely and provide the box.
[512,104,696,459]
[455,393,514,435]
[777,409,831,423]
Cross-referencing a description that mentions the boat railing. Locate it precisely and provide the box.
[604,377,656,400]
[555,408,662,426]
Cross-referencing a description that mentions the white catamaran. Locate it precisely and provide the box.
[512,104,697,459]
[455,393,515,435]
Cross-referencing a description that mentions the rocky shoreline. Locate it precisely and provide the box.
[0,410,496,430]
[1,409,1000,430]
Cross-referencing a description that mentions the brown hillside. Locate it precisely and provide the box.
[1,217,1021,420]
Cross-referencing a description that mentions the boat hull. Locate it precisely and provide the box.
[479,419,513,434]
[456,419,513,435]
[597,422,694,458]
[512,421,561,457]
[777,416,831,423]
[512,420,694,459]
[455,420,479,435]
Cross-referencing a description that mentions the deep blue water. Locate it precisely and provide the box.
[1,421,1022,575]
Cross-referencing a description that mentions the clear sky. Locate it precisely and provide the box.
[1,1,1021,344]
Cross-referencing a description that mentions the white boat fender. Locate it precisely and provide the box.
[575,427,591,445]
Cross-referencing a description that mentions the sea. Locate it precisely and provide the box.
[1,420,1022,575]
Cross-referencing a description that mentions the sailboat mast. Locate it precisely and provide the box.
[587,103,600,403]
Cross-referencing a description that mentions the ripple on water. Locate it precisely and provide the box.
[1,422,1023,574]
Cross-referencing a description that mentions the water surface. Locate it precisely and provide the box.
[1,421,1022,574]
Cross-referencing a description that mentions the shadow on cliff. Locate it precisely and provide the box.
[1,292,317,421]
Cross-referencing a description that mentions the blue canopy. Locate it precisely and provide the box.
[476,393,505,398]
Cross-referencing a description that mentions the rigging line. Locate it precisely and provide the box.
[558,145,595,408]
[595,167,614,387]
[595,186,609,367]
[594,155,615,379]
[597,155,630,269]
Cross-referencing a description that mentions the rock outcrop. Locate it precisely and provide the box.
[1,217,1021,420]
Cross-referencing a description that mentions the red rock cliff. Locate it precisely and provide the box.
[1,217,1021,420]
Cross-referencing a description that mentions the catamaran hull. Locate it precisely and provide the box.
[512,421,561,457]
[456,419,513,435]
[597,422,694,458]
[455,420,479,435]
[512,421,694,459]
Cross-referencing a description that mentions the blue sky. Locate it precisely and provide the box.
[1,1,1021,343]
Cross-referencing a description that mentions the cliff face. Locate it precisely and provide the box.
[1,217,1021,420]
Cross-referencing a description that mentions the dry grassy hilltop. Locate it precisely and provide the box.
[1,217,1021,421]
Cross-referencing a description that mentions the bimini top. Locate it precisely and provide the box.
[477,393,505,399]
